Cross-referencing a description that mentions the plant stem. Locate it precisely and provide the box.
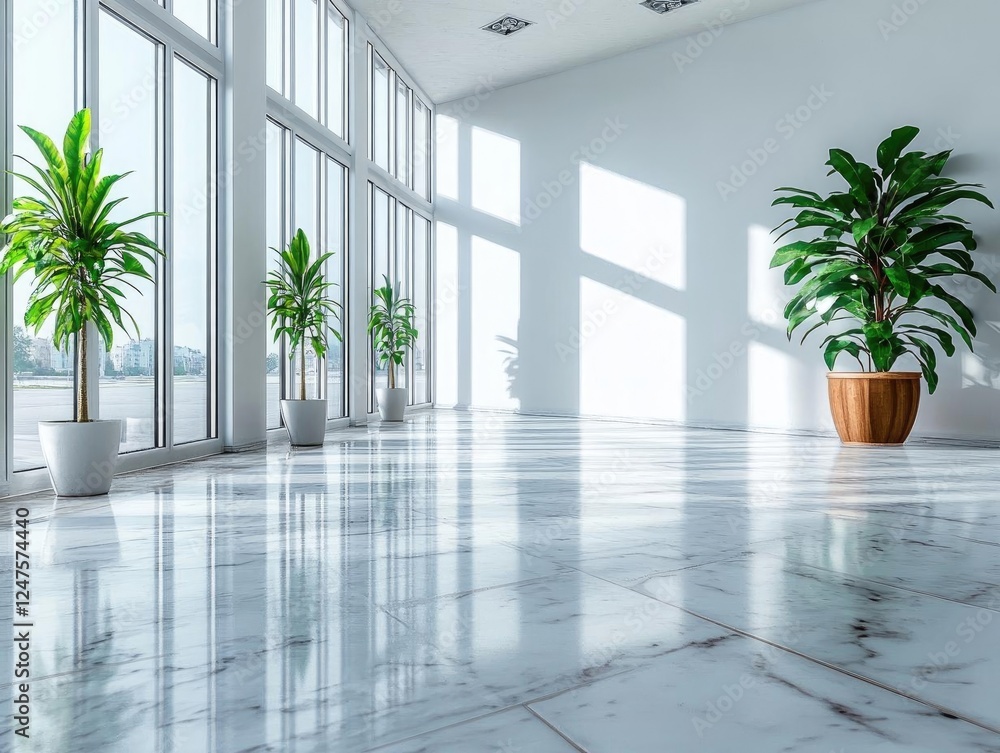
[300,338,307,401]
[388,357,395,390]
[78,324,89,422]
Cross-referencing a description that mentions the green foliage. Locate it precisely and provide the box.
[367,275,418,389]
[770,126,996,394]
[0,109,165,418]
[264,228,342,400]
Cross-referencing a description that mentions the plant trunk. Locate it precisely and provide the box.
[299,339,307,401]
[77,325,89,422]
[388,359,395,390]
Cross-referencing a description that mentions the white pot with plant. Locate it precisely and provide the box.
[265,228,342,447]
[0,110,165,496]
[368,275,418,422]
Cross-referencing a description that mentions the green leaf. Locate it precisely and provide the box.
[63,109,91,192]
[876,126,920,175]
[824,337,861,370]
[852,216,878,246]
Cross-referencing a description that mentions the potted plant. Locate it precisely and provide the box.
[368,275,418,422]
[771,126,995,445]
[0,109,164,495]
[264,228,342,447]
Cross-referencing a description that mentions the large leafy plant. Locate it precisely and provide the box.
[771,126,995,393]
[264,228,342,400]
[368,276,417,390]
[0,109,164,421]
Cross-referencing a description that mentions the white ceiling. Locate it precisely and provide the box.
[350,0,822,103]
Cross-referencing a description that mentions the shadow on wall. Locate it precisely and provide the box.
[433,113,1000,438]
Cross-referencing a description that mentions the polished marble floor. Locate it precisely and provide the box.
[1,411,1000,752]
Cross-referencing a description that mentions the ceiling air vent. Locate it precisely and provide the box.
[482,15,534,36]
[640,0,701,13]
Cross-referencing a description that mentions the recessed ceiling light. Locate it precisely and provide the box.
[482,15,534,36]
[640,0,701,13]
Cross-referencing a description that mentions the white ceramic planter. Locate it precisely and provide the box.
[280,399,328,446]
[38,420,122,497]
[376,388,407,422]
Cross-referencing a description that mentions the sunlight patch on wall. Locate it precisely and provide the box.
[748,224,788,330]
[747,341,797,429]
[436,115,459,200]
[579,277,686,421]
[471,127,521,225]
[471,236,520,410]
[962,349,1000,390]
[580,163,686,292]
[435,222,460,406]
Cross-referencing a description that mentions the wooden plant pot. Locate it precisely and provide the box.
[827,373,922,446]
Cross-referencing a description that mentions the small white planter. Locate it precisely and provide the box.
[280,399,328,447]
[38,420,122,497]
[376,388,407,422]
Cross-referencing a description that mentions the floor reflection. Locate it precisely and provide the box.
[0,413,998,751]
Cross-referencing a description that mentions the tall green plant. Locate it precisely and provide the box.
[0,109,164,421]
[368,275,417,390]
[264,229,342,400]
[770,126,995,393]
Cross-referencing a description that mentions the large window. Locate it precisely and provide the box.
[369,47,432,198]
[171,0,217,43]
[265,121,287,429]
[326,159,348,418]
[268,0,349,140]
[99,11,162,454]
[414,98,431,200]
[172,59,218,445]
[10,0,77,472]
[366,42,434,411]
[6,1,219,478]
[370,49,391,171]
[265,123,348,424]
[4,1,433,485]
[368,186,432,409]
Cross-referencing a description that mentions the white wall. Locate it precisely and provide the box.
[434,0,1000,442]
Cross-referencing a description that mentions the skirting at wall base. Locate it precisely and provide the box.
[442,406,1000,451]
[225,440,268,453]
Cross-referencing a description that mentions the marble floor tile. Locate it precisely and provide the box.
[1,411,999,752]
[634,554,1000,729]
[531,634,1000,752]
[370,708,579,753]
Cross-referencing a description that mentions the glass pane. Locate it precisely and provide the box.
[370,187,391,406]
[266,0,284,92]
[99,12,161,454]
[326,159,346,418]
[395,79,410,185]
[327,4,346,138]
[173,59,214,444]
[11,0,77,471]
[173,0,212,41]
[292,139,321,401]
[394,203,409,391]
[413,216,430,405]
[265,122,285,429]
[294,0,319,118]
[414,98,430,200]
[371,52,390,170]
